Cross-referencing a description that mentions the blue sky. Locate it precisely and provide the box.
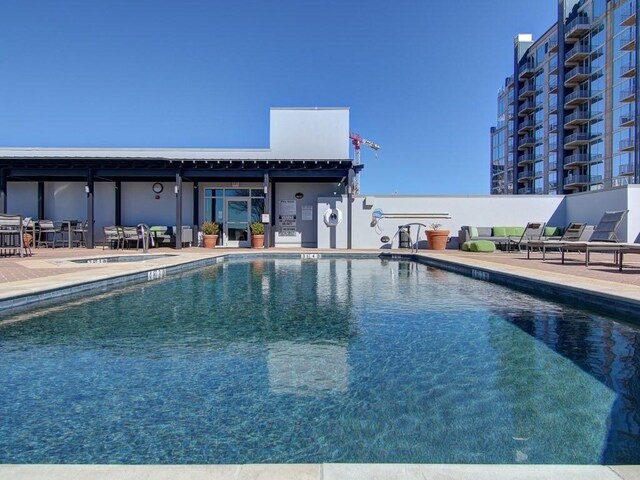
[0,1,556,195]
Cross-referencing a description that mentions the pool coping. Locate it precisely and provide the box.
[0,463,638,480]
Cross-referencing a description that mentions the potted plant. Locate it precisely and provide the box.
[250,221,265,248]
[426,223,450,250]
[201,221,219,248]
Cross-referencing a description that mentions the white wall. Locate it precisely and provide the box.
[564,186,632,241]
[627,186,640,243]
[7,182,37,218]
[350,194,566,249]
[121,182,194,227]
[317,195,348,249]
[270,108,349,160]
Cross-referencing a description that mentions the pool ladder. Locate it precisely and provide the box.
[392,223,427,253]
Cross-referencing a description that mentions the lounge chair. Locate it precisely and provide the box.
[121,226,140,249]
[524,222,588,260]
[507,222,546,252]
[36,220,61,248]
[559,210,629,265]
[0,214,24,257]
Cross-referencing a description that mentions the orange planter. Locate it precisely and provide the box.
[203,234,218,248]
[251,234,265,248]
[426,230,450,250]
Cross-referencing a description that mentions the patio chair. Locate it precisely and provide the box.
[0,214,24,257]
[121,226,140,249]
[524,222,587,260]
[36,220,61,248]
[507,222,546,252]
[73,220,88,247]
[559,210,629,265]
[103,226,122,250]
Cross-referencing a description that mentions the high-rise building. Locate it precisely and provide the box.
[491,0,638,195]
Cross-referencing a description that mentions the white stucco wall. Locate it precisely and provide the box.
[121,182,194,227]
[564,186,632,241]
[7,182,37,218]
[351,194,566,249]
[627,185,640,243]
[270,108,349,160]
[317,195,348,249]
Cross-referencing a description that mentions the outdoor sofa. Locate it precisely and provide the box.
[149,226,193,248]
[458,225,561,251]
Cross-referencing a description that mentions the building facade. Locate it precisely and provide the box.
[491,0,639,195]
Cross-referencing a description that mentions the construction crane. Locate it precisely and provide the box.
[349,132,381,194]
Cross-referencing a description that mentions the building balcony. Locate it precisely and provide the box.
[620,138,635,151]
[549,123,558,133]
[518,135,536,149]
[564,66,591,87]
[549,38,559,52]
[549,78,558,93]
[518,83,537,100]
[549,102,558,113]
[548,161,557,171]
[590,175,604,184]
[620,113,635,127]
[548,142,558,151]
[619,163,635,175]
[564,110,590,127]
[620,64,636,78]
[517,118,536,133]
[518,169,535,181]
[563,153,590,168]
[517,154,535,165]
[564,88,591,108]
[518,63,536,79]
[619,32,636,51]
[549,60,559,75]
[549,180,558,189]
[564,174,589,186]
[564,132,591,147]
[518,100,537,116]
[620,89,636,103]
[565,16,590,42]
[517,187,533,194]
[621,10,636,27]
[565,44,591,65]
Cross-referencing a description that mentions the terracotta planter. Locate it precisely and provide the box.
[426,230,450,250]
[251,234,265,248]
[203,234,218,248]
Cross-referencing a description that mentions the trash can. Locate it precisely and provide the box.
[398,226,411,249]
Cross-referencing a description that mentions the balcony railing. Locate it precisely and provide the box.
[565,16,590,41]
[620,89,636,103]
[564,66,591,86]
[518,83,536,99]
[549,180,558,189]
[518,100,537,115]
[517,118,536,133]
[621,10,636,27]
[620,138,635,151]
[518,136,536,149]
[548,142,558,151]
[620,114,635,127]
[565,132,591,147]
[620,64,636,78]
[517,187,533,194]
[518,154,535,165]
[564,174,589,186]
[549,102,558,113]
[565,44,590,64]
[564,153,590,167]
[564,110,590,126]
[518,169,535,180]
[619,31,636,51]
[549,78,558,92]
[549,123,558,133]
[619,163,635,175]
[548,161,557,171]
[549,38,558,52]
[518,63,536,78]
[564,88,590,107]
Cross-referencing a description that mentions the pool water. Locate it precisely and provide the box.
[0,257,639,464]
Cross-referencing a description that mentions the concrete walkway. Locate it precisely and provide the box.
[1,247,639,479]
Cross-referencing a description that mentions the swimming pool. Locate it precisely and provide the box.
[71,254,176,264]
[0,257,638,464]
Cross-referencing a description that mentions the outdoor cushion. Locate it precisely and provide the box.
[469,240,496,252]
[477,227,492,237]
[544,226,562,237]
[492,226,507,237]
[469,226,479,238]
[462,241,472,251]
[505,226,525,237]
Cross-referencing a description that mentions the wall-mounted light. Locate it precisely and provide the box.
[174,185,180,195]
[264,184,268,194]
[84,185,90,194]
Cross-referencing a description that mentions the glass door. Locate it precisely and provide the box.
[225,199,249,247]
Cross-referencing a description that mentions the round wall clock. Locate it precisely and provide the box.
[152,183,164,194]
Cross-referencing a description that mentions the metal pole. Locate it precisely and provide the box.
[115,181,121,226]
[175,172,183,249]
[347,168,355,249]
[37,182,44,220]
[0,169,6,214]
[264,173,270,249]
[86,171,95,249]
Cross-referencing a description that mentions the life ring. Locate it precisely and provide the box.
[323,208,343,227]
